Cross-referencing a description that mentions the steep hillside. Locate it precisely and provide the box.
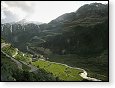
[25,3,108,56]
[2,38,91,81]
[28,3,109,81]
[1,52,61,81]
[1,38,61,81]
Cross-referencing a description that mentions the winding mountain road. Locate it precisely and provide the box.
[1,43,101,81]
[1,43,22,69]
[1,50,22,69]
[27,45,101,81]
[1,43,38,72]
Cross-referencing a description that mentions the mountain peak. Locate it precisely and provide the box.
[76,3,108,17]
[15,19,43,25]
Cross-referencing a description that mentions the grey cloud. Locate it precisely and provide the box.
[1,1,35,23]
[2,10,19,23]
[4,1,34,13]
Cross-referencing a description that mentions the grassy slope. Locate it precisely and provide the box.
[2,44,32,64]
[1,41,60,81]
[47,51,108,81]
[1,52,60,81]
[2,41,84,81]
[28,20,108,81]
[32,60,84,81]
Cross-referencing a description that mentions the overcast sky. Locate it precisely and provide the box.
[1,1,108,23]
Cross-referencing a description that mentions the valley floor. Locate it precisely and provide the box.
[1,42,108,81]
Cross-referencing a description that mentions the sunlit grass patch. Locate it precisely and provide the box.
[32,59,83,81]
